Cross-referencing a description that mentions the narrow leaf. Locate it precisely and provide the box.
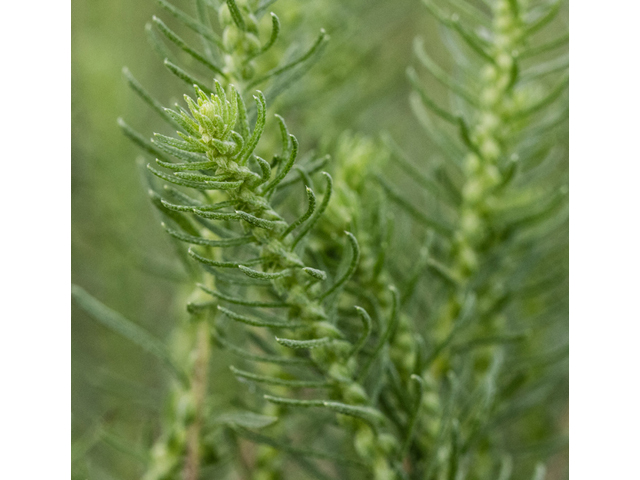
[163,58,213,94]
[122,67,181,129]
[226,0,246,30]
[218,306,303,329]
[520,33,568,59]
[281,186,316,238]
[413,37,478,106]
[291,172,332,250]
[230,366,330,388]
[319,232,360,300]
[156,159,216,171]
[238,265,291,279]
[248,12,280,60]
[213,331,311,365]
[118,118,171,162]
[263,134,299,193]
[199,284,290,307]
[188,248,260,268]
[239,91,267,165]
[156,0,222,48]
[235,210,287,231]
[376,175,452,234]
[399,375,425,458]
[407,66,458,125]
[161,223,254,247]
[234,427,367,467]
[349,306,372,358]
[71,285,188,385]
[152,16,225,76]
[248,29,328,88]
[303,267,326,281]
[275,337,332,349]
[254,156,272,185]
[153,137,208,163]
[215,411,278,429]
[264,395,385,427]
[359,286,400,380]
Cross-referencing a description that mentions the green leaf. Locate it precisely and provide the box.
[281,186,316,239]
[254,13,280,58]
[118,118,171,162]
[426,257,461,287]
[163,58,213,95]
[238,265,292,279]
[348,306,372,358]
[381,133,447,202]
[423,294,476,368]
[520,55,569,82]
[275,337,332,349]
[255,0,278,15]
[198,284,290,307]
[360,287,400,381]
[512,74,569,120]
[71,285,188,385]
[254,156,272,185]
[152,16,225,76]
[145,22,176,62]
[122,67,181,130]
[190,208,242,220]
[213,331,311,365]
[153,137,209,163]
[274,113,292,156]
[149,164,242,191]
[230,366,330,388]
[156,159,215,171]
[264,395,385,427]
[235,210,287,231]
[161,223,254,247]
[526,0,563,35]
[278,155,330,190]
[239,92,267,165]
[248,29,328,88]
[236,88,250,138]
[188,248,260,268]
[218,305,304,328]
[519,33,568,59]
[291,172,332,250]
[153,132,206,153]
[399,374,425,458]
[216,411,278,429]
[319,232,360,300]
[234,427,367,467]
[413,37,478,106]
[263,134,299,193]
[148,190,200,236]
[302,267,326,281]
[421,0,494,63]
[155,0,222,48]
[226,0,246,30]
[407,66,458,125]
[376,175,452,234]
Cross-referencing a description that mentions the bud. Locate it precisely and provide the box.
[223,25,240,51]
[218,3,233,27]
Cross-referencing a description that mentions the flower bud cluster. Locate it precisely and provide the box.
[453,0,526,279]
[218,0,262,84]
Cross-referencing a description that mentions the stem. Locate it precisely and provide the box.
[183,313,212,480]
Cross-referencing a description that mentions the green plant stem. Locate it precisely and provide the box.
[183,314,211,480]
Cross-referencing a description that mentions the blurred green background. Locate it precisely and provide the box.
[72,0,568,478]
